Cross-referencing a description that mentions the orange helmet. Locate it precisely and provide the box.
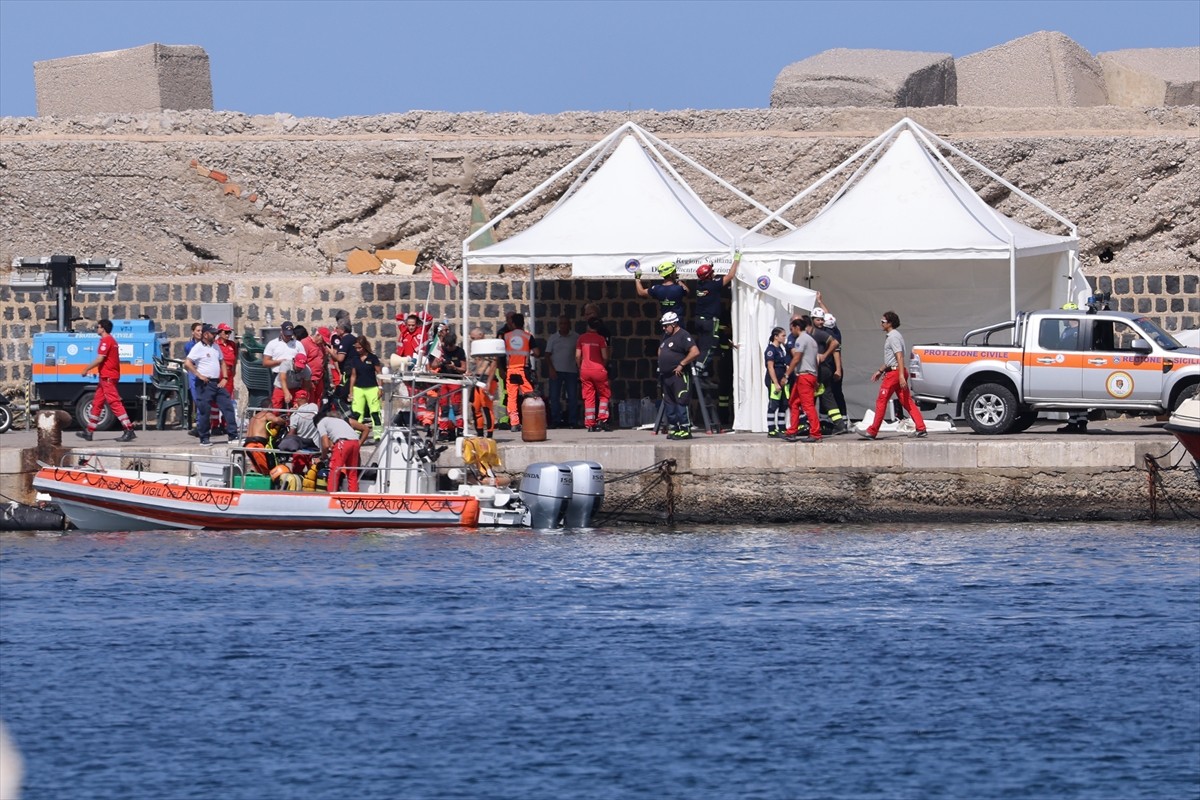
[269,464,292,482]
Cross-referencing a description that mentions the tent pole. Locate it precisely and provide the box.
[463,123,632,252]
[1009,244,1017,319]
[461,243,471,426]
[630,123,789,227]
[909,120,1076,234]
[749,118,909,235]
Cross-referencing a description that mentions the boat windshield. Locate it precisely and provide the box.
[1133,317,1184,350]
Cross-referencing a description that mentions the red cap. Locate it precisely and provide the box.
[317,327,331,340]
[294,352,307,369]
[395,313,405,321]
[216,322,233,332]
[293,390,310,404]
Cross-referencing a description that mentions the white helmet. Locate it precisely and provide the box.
[660,311,680,326]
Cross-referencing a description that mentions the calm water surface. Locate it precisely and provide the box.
[1,522,1198,800]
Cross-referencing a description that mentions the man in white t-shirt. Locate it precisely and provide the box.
[544,315,580,427]
[185,324,239,446]
[262,320,304,409]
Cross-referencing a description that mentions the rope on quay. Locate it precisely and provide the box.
[593,458,678,526]
[1142,442,1200,522]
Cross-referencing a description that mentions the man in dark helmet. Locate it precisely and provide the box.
[692,250,741,370]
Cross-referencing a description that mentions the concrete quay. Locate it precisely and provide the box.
[3,415,1197,527]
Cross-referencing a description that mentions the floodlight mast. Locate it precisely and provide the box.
[9,255,121,331]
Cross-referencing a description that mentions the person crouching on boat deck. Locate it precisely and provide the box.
[243,409,286,474]
[317,403,371,492]
[185,324,239,447]
[658,311,700,439]
[349,336,383,439]
[77,318,137,442]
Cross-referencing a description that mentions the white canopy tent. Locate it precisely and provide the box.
[740,117,1081,420]
[461,121,799,427]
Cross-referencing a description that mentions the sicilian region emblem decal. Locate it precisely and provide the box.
[624,259,640,273]
[756,275,771,290]
[1106,371,1134,399]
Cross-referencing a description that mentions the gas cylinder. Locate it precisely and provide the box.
[303,464,319,492]
[520,395,547,442]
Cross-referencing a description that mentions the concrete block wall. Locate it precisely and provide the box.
[0,276,673,402]
[34,43,213,117]
[1,272,1193,398]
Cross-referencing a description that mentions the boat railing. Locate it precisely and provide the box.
[53,445,386,492]
[53,448,247,488]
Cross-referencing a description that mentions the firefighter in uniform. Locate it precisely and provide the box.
[692,251,740,370]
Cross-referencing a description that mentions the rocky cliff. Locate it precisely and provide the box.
[1,106,1197,281]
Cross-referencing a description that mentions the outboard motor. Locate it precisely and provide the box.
[561,460,604,527]
[519,462,572,529]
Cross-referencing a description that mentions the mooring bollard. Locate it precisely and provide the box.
[35,409,73,466]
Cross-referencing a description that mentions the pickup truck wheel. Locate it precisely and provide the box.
[964,383,1017,435]
[75,392,116,431]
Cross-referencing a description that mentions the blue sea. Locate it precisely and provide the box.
[1,523,1198,800]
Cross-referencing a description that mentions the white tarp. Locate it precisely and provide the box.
[738,118,1079,423]
[466,132,769,272]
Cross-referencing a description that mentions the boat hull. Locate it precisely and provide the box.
[1164,396,1200,461]
[33,467,481,532]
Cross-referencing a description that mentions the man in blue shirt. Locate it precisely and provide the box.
[635,261,689,317]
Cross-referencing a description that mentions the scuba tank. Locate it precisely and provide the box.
[303,464,319,492]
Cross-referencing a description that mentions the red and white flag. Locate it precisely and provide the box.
[430,260,459,287]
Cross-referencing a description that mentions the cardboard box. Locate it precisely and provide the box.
[346,249,382,274]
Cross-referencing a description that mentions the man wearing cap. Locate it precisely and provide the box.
[185,324,239,446]
[692,251,741,370]
[215,322,240,432]
[262,320,304,410]
[658,311,700,440]
[635,261,689,318]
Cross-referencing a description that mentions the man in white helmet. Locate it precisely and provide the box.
[657,311,701,439]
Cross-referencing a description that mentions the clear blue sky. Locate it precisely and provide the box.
[1,0,1196,118]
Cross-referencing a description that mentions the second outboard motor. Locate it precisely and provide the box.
[561,460,604,527]
[519,462,572,529]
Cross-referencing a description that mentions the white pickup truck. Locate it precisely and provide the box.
[908,309,1200,434]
